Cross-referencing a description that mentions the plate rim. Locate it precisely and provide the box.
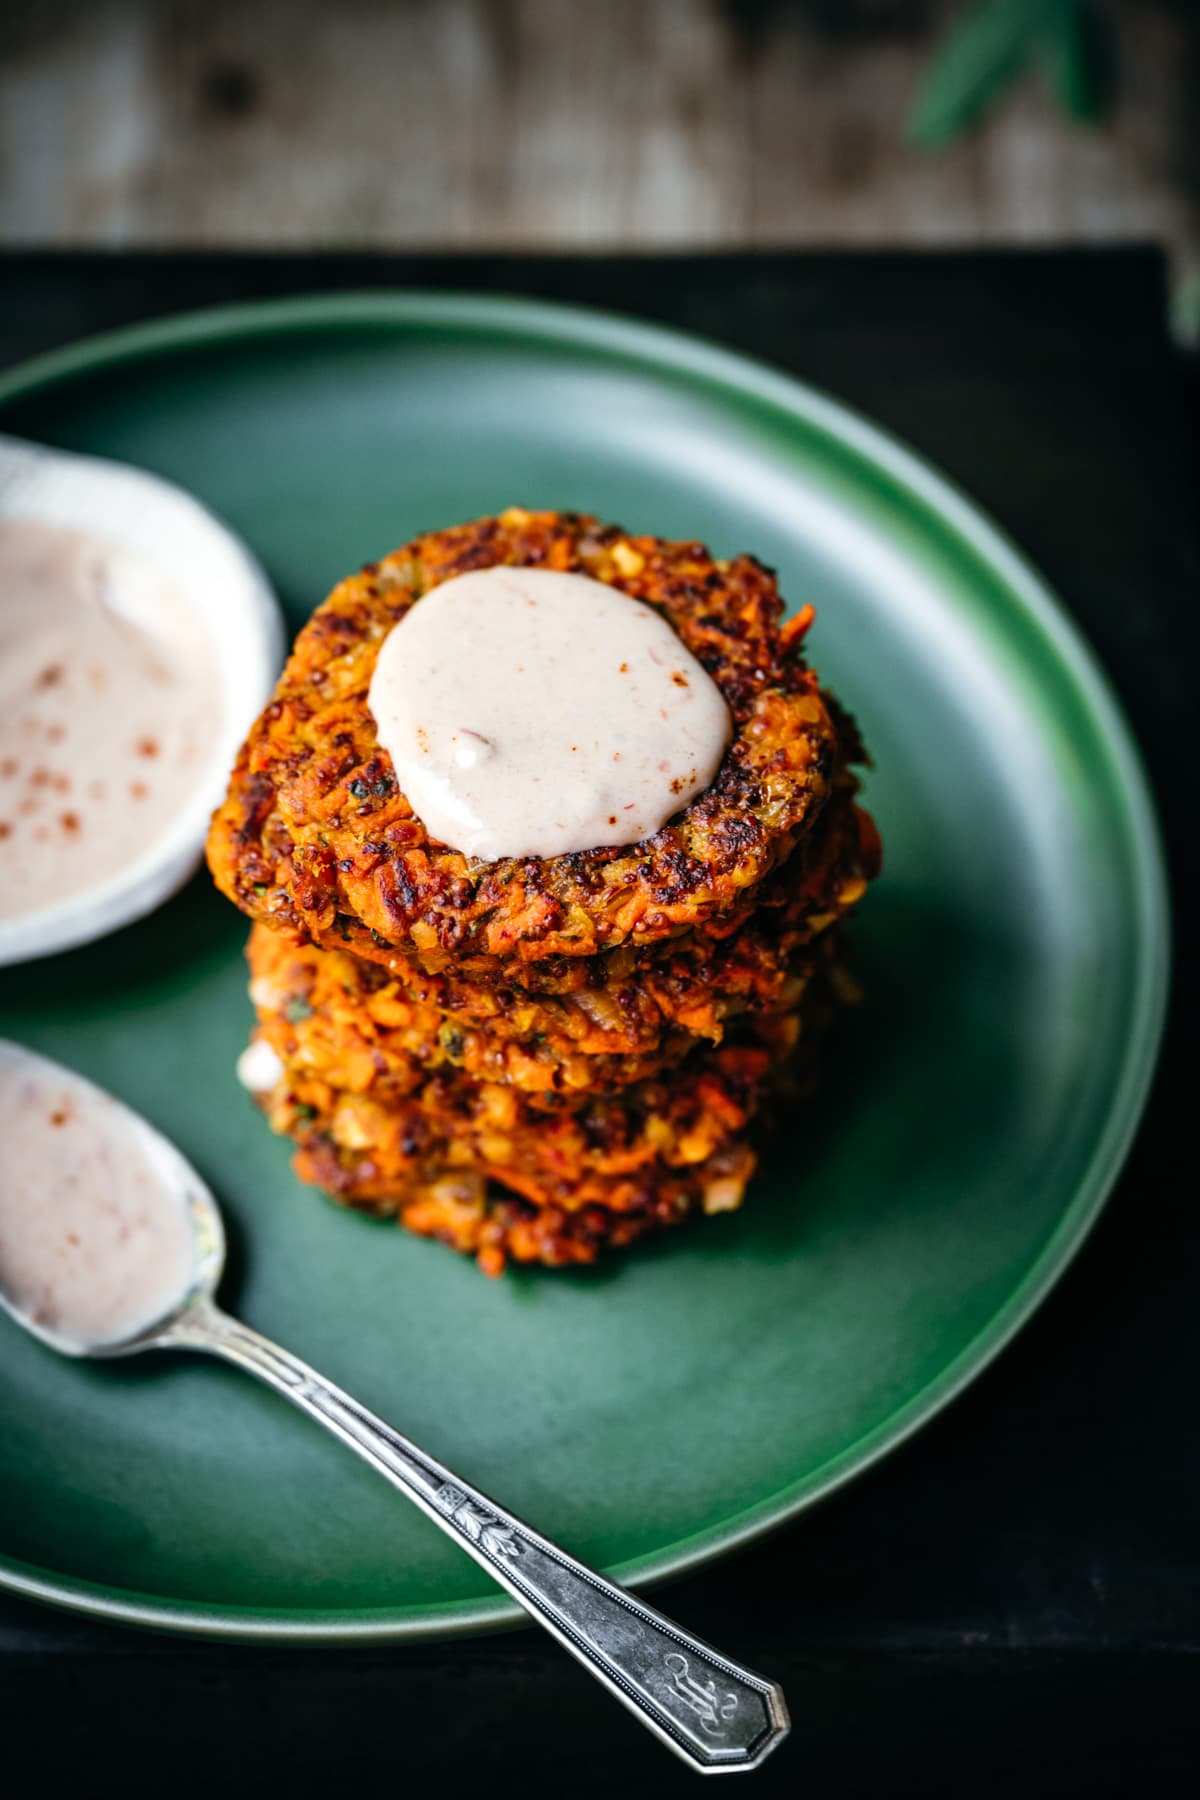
[0,288,1171,1643]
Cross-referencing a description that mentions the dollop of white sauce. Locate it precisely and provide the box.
[0,1043,198,1351]
[367,567,732,862]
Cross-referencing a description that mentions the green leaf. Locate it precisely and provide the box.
[1040,2,1113,121]
[909,0,1070,147]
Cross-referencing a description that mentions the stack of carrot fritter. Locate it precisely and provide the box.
[206,509,880,1273]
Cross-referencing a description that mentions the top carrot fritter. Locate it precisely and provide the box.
[206,508,839,972]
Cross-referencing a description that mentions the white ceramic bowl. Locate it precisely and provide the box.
[0,434,284,966]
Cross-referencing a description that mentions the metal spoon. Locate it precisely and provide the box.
[0,1042,788,1775]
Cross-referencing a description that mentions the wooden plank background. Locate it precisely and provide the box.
[1,2,1195,295]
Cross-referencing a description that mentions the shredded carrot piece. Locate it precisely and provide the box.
[781,603,816,648]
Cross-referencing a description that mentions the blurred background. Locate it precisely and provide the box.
[1,0,1196,338]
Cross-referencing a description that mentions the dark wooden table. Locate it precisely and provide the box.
[0,251,1194,1798]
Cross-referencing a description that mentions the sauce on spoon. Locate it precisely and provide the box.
[0,1042,198,1351]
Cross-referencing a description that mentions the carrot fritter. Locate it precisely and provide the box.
[244,778,878,1097]
[207,508,840,973]
[248,963,840,1271]
[212,507,882,1271]
[248,920,835,1106]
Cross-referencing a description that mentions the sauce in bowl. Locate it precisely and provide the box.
[0,1042,199,1353]
[0,519,221,922]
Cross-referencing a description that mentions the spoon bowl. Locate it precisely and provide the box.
[38,1175,227,1363]
[0,1039,226,1359]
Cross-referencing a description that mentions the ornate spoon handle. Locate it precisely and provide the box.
[166,1298,789,1774]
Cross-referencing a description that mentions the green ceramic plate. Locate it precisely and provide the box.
[0,294,1167,1642]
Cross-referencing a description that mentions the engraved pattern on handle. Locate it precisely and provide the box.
[165,1299,789,1773]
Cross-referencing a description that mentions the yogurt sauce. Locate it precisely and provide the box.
[0,518,221,921]
[367,567,732,862]
[0,1043,198,1352]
